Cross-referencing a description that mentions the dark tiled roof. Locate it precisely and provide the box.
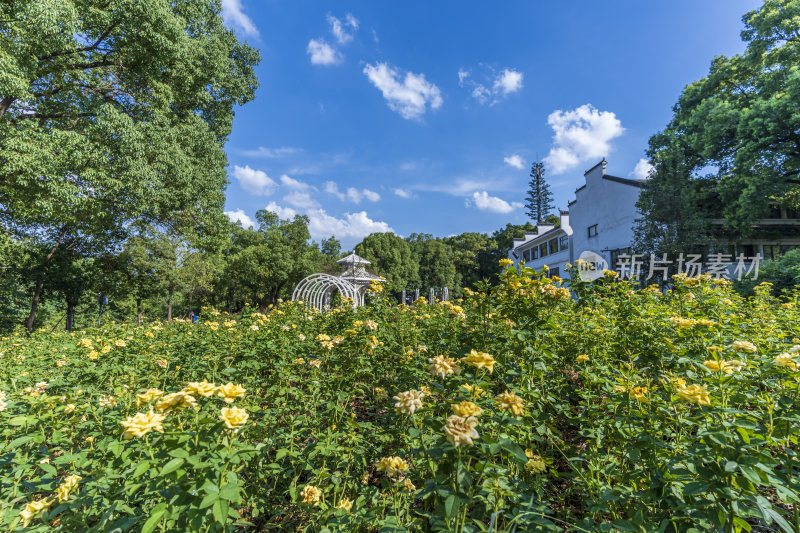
[603,174,648,189]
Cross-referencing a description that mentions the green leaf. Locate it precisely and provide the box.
[218,483,240,502]
[159,457,184,476]
[499,439,528,464]
[683,482,709,496]
[132,461,150,478]
[444,494,459,518]
[140,509,166,533]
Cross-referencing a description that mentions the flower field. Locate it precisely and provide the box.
[1,266,800,532]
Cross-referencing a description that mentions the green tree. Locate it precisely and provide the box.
[0,0,260,330]
[525,161,554,224]
[355,232,419,292]
[641,0,800,237]
[417,239,456,292]
[491,222,538,268]
[443,232,497,292]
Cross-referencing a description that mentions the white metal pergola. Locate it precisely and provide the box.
[292,253,384,311]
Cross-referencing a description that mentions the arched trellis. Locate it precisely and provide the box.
[292,273,362,310]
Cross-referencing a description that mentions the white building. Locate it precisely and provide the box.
[568,159,647,269]
[509,158,800,280]
[509,159,645,274]
[508,210,572,278]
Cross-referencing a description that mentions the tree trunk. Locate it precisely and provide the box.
[26,227,68,332]
[26,278,44,332]
[167,282,174,321]
[66,302,75,331]
[189,291,193,316]
[137,297,142,324]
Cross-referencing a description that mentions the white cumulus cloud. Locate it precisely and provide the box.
[265,202,298,220]
[631,158,654,179]
[493,69,524,96]
[543,104,625,174]
[363,62,442,120]
[265,203,392,241]
[504,154,525,170]
[231,165,277,196]
[307,209,393,240]
[328,13,358,44]
[224,209,254,228]
[221,0,259,37]
[468,191,523,214]
[307,39,342,66]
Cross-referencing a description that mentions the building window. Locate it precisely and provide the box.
[587,224,598,238]
[523,249,531,263]
[559,235,569,251]
[550,267,560,278]
[540,243,548,257]
[532,247,539,260]
[549,238,558,255]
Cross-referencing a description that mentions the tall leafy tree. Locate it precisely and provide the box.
[639,0,800,241]
[417,239,456,292]
[355,232,419,292]
[443,232,496,292]
[525,161,554,224]
[0,0,260,330]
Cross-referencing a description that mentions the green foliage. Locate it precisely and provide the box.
[735,248,800,297]
[355,232,419,292]
[638,0,800,248]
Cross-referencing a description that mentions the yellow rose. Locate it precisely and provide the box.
[219,406,249,430]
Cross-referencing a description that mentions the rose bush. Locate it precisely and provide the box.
[1,265,799,532]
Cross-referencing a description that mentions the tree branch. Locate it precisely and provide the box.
[0,96,16,121]
[37,23,119,62]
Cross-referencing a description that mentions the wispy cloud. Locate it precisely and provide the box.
[239,146,303,158]
[328,13,359,44]
[363,62,442,120]
[221,0,259,38]
[459,66,523,105]
[393,188,414,199]
[324,181,380,203]
[544,104,625,174]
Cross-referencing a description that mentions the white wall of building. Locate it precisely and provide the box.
[569,159,645,269]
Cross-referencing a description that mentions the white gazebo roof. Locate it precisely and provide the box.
[337,253,382,283]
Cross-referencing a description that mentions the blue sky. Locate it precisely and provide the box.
[220,0,762,248]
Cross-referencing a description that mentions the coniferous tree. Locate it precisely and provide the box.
[525,161,555,224]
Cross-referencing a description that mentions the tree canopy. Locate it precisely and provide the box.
[638,0,800,249]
